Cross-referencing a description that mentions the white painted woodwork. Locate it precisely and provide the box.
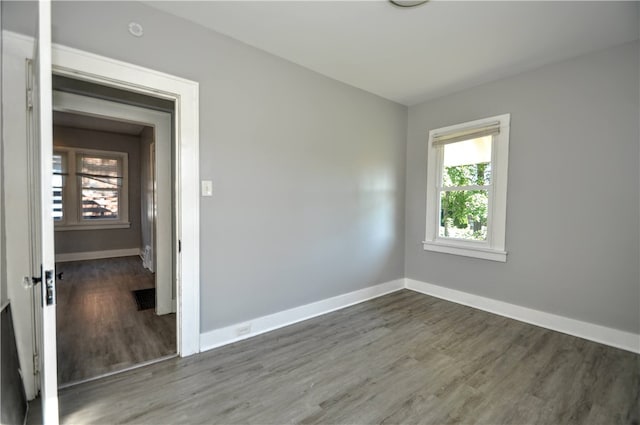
[200,279,405,351]
[49,40,200,355]
[52,91,173,316]
[54,248,141,263]
[200,277,640,355]
[424,114,510,262]
[405,278,640,354]
[2,29,200,403]
[31,1,59,422]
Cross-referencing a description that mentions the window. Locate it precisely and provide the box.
[52,153,65,221]
[53,147,129,230]
[424,114,510,262]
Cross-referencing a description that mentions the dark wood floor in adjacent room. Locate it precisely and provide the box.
[55,256,176,386]
[30,289,638,424]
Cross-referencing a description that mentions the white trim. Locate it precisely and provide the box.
[55,222,131,231]
[4,29,40,401]
[425,114,510,261]
[49,35,201,356]
[405,278,640,354]
[55,248,140,263]
[422,241,507,262]
[53,91,173,316]
[34,3,59,422]
[3,32,199,407]
[200,276,639,355]
[58,353,177,389]
[200,279,405,352]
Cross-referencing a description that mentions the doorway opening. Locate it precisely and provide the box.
[3,31,200,406]
[51,76,177,386]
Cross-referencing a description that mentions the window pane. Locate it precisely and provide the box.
[442,162,491,187]
[79,155,122,220]
[439,190,488,240]
[442,136,492,187]
[82,189,119,219]
[52,154,64,221]
[80,156,120,189]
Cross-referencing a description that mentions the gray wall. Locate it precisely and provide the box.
[4,1,408,331]
[53,125,142,255]
[405,41,640,334]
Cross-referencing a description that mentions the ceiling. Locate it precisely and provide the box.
[53,111,147,136]
[146,1,639,106]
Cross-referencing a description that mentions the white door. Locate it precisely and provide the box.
[27,1,59,423]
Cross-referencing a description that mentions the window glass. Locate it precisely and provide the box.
[439,189,488,240]
[439,136,492,241]
[52,153,64,221]
[79,155,121,219]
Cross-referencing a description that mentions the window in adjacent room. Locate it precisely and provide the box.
[424,114,510,262]
[52,152,66,222]
[52,147,129,230]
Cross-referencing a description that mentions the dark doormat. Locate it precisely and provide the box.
[132,288,155,311]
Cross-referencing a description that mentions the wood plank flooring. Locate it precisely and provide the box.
[55,256,176,386]
[30,289,638,424]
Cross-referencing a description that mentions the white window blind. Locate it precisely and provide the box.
[432,121,501,147]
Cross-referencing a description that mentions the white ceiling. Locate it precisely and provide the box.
[54,111,147,136]
[146,1,639,106]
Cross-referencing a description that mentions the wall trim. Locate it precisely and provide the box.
[405,278,640,354]
[200,279,405,352]
[55,248,140,263]
[199,277,639,354]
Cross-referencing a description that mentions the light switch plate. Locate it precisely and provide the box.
[201,180,213,197]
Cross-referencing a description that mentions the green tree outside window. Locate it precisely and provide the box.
[440,162,490,240]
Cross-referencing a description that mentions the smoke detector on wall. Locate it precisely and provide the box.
[128,22,144,37]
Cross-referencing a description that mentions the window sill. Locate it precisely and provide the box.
[422,241,507,262]
[55,222,131,231]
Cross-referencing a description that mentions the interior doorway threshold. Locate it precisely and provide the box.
[58,353,178,390]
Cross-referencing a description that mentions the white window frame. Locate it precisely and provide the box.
[54,146,130,231]
[423,113,510,262]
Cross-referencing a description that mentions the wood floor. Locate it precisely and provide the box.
[30,290,638,424]
[55,256,176,386]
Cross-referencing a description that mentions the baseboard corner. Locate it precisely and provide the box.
[404,278,640,354]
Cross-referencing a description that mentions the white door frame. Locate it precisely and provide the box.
[50,43,201,357]
[3,30,200,403]
[52,91,175,316]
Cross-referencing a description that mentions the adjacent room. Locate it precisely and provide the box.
[53,109,176,385]
[49,76,179,386]
[0,1,638,424]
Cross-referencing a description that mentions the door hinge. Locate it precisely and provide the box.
[26,89,33,110]
[33,352,39,376]
[178,240,182,253]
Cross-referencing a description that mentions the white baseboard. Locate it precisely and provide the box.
[405,278,640,354]
[199,277,639,355]
[55,248,141,263]
[200,279,405,352]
